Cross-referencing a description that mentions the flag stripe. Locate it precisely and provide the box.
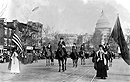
[14,33,22,43]
[12,32,23,51]
[12,39,22,51]
[13,35,22,48]
[12,36,22,49]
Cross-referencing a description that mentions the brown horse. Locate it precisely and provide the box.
[79,50,86,65]
[44,47,54,66]
[70,49,79,68]
[55,46,67,72]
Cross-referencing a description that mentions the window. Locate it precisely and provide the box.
[4,27,8,35]
[9,29,12,37]
[4,38,7,46]
[8,39,11,46]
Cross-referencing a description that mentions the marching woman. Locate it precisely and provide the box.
[10,47,20,74]
[96,45,108,79]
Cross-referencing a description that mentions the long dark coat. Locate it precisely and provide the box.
[96,50,108,78]
[70,45,78,59]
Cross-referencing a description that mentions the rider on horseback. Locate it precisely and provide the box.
[80,44,85,55]
[72,43,77,52]
[58,37,67,56]
[46,42,52,54]
[70,43,78,59]
[46,42,54,66]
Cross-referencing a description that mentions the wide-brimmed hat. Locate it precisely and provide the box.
[60,37,64,39]
[99,45,103,48]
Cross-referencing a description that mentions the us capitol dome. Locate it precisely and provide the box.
[95,10,111,45]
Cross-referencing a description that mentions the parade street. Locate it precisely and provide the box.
[0,58,95,82]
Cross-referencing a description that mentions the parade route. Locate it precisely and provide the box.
[1,57,130,82]
[0,58,95,82]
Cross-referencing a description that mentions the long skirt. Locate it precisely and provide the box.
[96,60,107,77]
[10,57,20,73]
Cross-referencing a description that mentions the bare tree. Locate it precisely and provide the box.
[91,30,102,50]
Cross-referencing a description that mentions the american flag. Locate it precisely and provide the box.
[12,26,23,52]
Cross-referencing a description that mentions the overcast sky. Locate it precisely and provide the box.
[1,0,130,34]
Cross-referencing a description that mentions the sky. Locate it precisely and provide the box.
[0,0,130,34]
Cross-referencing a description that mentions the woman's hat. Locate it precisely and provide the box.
[60,37,64,39]
[73,43,76,45]
[99,45,103,48]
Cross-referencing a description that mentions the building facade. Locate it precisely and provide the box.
[27,21,42,49]
[95,10,111,45]
[0,18,42,52]
[0,18,13,51]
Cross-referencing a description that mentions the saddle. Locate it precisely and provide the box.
[45,47,51,58]
[57,46,65,58]
[80,50,85,57]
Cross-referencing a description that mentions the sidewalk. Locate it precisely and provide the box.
[94,58,130,82]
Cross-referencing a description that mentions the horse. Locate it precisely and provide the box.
[70,49,79,68]
[79,50,86,65]
[85,52,90,59]
[55,46,67,72]
[43,47,54,66]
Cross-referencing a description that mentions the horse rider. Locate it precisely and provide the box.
[46,42,52,54]
[80,44,85,53]
[71,43,78,59]
[58,37,67,55]
[72,43,77,53]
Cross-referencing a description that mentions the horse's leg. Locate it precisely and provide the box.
[49,58,51,66]
[81,58,82,65]
[73,59,74,67]
[46,58,47,66]
[58,59,61,72]
[83,58,85,65]
[75,58,78,67]
[74,59,76,67]
[52,58,54,65]
[47,59,49,66]
[64,58,67,70]
[48,58,49,66]
[52,60,54,65]
[62,59,64,72]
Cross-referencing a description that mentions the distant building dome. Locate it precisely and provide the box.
[96,10,110,29]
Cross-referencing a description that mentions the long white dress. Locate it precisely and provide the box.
[10,52,20,73]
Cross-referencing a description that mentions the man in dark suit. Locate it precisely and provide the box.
[72,43,77,52]
[58,37,67,55]
[46,42,52,53]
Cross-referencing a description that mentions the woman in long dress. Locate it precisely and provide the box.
[96,45,108,79]
[10,48,20,74]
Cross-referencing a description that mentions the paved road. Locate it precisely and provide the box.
[0,58,95,82]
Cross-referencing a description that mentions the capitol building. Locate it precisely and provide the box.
[95,10,111,45]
